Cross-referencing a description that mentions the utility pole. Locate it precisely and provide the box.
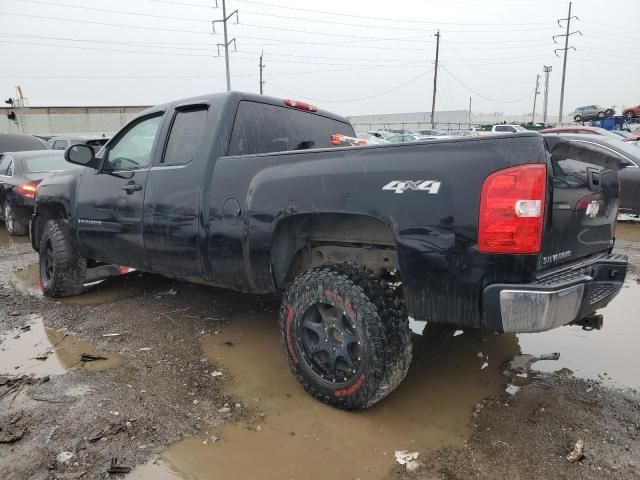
[554,2,580,123]
[430,30,440,129]
[468,96,472,124]
[542,65,552,123]
[531,74,540,123]
[212,0,238,92]
[259,50,265,94]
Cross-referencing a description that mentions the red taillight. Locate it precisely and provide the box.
[17,183,38,198]
[283,99,317,112]
[478,164,546,254]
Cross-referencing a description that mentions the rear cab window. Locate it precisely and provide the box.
[228,101,354,156]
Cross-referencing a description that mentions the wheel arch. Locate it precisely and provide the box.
[271,213,399,289]
[31,202,69,252]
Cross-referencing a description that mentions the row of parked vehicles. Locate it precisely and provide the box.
[0,91,635,410]
[0,133,109,235]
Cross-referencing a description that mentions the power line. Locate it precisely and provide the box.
[542,66,552,123]
[441,66,532,104]
[554,1,580,122]
[233,0,552,26]
[213,0,239,91]
[15,0,212,22]
[267,69,434,103]
[431,30,440,128]
[1,11,213,35]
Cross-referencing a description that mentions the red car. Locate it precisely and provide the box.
[623,105,640,119]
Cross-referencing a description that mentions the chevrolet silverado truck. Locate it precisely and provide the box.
[30,92,628,410]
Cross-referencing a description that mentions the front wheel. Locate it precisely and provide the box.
[625,111,635,120]
[280,263,412,410]
[4,203,28,236]
[39,219,87,297]
[573,115,582,122]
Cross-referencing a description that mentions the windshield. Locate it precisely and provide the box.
[24,154,80,173]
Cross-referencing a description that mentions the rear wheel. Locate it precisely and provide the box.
[280,263,412,410]
[39,219,87,297]
[598,111,605,118]
[625,111,635,120]
[573,115,582,122]
[4,203,28,236]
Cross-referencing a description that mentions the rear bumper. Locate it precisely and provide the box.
[484,253,627,333]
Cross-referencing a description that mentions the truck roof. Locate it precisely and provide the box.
[139,91,351,126]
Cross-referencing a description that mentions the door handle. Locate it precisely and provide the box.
[122,183,142,193]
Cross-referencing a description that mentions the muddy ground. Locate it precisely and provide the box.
[1,223,639,480]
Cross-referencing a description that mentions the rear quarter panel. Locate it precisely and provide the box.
[207,133,547,329]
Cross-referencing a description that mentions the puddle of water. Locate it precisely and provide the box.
[0,315,122,376]
[131,313,520,480]
[0,228,30,249]
[616,222,640,242]
[12,264,169,305]
[518,279,640,390]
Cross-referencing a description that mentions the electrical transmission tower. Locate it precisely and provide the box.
[430,30,440,128]
[259,51,265,94]
[542,66,552,123]
[212,0,238,92]
[554,1,581,123]
[531,74,540,123]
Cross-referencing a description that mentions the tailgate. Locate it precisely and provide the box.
[541,137,620,269]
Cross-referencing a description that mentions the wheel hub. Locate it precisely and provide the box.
[298,302,362,383]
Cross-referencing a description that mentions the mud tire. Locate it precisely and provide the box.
[39,219,86,297]
[4,203,28,236]
[279,262,413,410]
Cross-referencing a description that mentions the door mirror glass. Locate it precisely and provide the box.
[65,144,95,167]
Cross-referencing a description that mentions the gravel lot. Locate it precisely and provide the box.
[1,223,639,479]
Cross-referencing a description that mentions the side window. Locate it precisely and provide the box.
[52,140,67,150]
[162,107,208,165]
[105,114,163,170]
[228,101,354,156]
[0,155,9,175]
[494,126,506,132]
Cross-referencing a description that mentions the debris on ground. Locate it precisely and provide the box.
[211,371,223,378]
[155,289,178,299]
[102,333,123,337]
[505,384,520,396]
[0,430,24,444]
[56,451,74,463]
[566,440,585,463]
[107,458,131,475]
[503,353,560,374]
[395,450,420,471]
[217,406,231,413]
[80,353,108,362]
[453,330,463,336]
[224,341,234,347]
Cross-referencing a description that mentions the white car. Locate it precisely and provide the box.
[491,124,528,133]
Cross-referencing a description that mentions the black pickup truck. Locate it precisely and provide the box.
[31,92,627,409]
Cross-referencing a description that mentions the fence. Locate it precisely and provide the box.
[351,121,480,133]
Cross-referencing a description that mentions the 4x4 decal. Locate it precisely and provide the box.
[382,180,441,194]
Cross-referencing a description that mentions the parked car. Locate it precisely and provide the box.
[0,150,80,235]
[448,130,480,137]
[0,133,48,154]
[48,135,110,152]
[368,130,396,141]
[417,128,447,136]
[491,124,528,133]
[540,126,626,141]
[623,104,640,120]
[573,105,615,122]
[386,133,424,143]
[31,92,627,410]
[355,133,391,145]
[543,133,640,216]
[624,127,640,142]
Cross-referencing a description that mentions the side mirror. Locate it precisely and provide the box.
[65,144,97,168]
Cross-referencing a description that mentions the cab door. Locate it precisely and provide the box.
[75,113,165,268]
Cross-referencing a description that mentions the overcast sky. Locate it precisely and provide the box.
[0,0,637,117]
